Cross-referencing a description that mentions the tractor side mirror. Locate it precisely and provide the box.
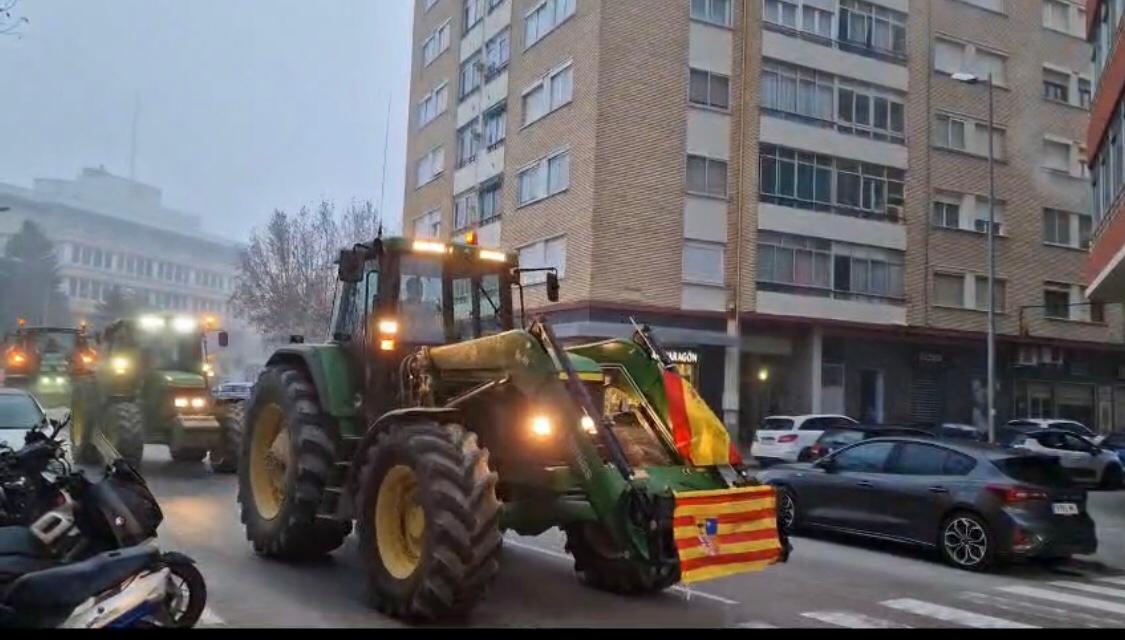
[218,331,229,348]
[546,272,560,303]
[337,249,364,283]
[289,335,305,344]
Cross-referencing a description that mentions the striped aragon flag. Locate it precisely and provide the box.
[672,485,783,584]
[662,369,743,467]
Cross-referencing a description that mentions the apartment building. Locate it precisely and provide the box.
[404,0,1125,438]
[1086,0,1125,302]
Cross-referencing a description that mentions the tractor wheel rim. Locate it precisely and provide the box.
[375,465,425,580]
[943,517,987,567]
[249,403,287,521]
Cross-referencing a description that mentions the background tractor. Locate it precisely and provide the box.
[237,236,787,622]
[71,313,242,472]
[2,320,97,410]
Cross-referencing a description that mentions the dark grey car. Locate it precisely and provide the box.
[758,437,1096,571]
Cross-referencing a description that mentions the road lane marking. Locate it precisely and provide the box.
[879,598,1038,628]
[999,585,1125,615]
[1049,581,1125,600]
[503,538,739,606]
[1099,576,1125,586]
[199,606,226,627]
[801,611,911,628]
[961,592,1111,629]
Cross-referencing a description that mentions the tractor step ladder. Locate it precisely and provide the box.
[317,434,363,520]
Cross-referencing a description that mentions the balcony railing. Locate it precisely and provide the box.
[762,21,908,66]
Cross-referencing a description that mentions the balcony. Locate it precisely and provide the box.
[761,20,907,66]
[761,29,908,91]
[756,288,907,326]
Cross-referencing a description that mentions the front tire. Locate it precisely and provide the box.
[237,364,350,560]
[356,420,501,621]
[939,511,994,571]
[564,522,679,595]
[210,401,244,474]
[776,486,799,533]
[106,401,144,467]
[161,557,207,628]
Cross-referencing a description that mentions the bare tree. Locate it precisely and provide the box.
[231,200,380,341]
[1,0,29,38]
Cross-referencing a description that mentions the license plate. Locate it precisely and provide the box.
[761,437,775,444]
[1053,502,1079,516]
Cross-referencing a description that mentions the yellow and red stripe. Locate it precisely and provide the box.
[672,485,783,583]
[662,369,743,467]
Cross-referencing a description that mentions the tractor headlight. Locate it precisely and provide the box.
[202,362,215,377]
[580,415,597,434]
[172,316,198,333]
[174,397,189,408]
[54,376,66,385]
[531,415,553,438]
[138,315,166,331]
[190,397,207,410]
[111,356,131,375]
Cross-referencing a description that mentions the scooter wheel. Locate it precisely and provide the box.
[162,558,207,628]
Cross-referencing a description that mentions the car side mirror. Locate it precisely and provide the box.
[218,331,229,348]
[546,272,560,303]
[814,457,835,472]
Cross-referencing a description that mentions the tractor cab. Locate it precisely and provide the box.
[2,321,96,407]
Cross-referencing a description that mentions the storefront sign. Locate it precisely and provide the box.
[667,350,699,364]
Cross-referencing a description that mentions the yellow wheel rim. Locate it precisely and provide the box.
[71,406,84,445]
[375,465,425,579]
[249,403,288,521]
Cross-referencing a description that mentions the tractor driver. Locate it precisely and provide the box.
[400,275,444,344]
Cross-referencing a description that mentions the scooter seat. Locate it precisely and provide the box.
[1,545,160,612]
[0,527,45,557]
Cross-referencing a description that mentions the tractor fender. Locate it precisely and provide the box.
[345,407,463,498]
[264,345,358,420]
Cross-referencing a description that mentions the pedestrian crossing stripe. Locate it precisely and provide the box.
[998,585,1125,616]
[801,611,912,628]
[879,598,1039,629]
[1048,580,1125,600]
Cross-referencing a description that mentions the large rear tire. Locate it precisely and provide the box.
[106,401,144,467]
[564,522,679,595]
[356,420,501,621]
[237,364,350,560]
[210,401,244,474]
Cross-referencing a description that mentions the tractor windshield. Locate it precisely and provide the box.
[398,256,446,344]
[395,252,511,345]
[25,331,77,354]
[141,333,204,372]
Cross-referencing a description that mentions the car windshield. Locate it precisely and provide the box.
[0,395,43,429]
[993,456,1073,488]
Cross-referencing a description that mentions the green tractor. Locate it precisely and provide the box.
[237,236,789,621]
[70,313,242,472]
[2,321,97,410]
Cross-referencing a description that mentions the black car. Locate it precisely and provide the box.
[798,425,934,462]
[758,437,1096,571]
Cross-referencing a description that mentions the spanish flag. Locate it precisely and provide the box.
[672,485,784,584]
[663,369,743,467]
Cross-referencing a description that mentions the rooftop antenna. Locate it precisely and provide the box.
[128,92,140,180]
[377,94,391,231]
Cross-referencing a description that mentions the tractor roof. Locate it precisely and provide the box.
[380,236,518,263]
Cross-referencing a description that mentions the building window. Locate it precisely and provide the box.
[1078,77,1091,108]
[1042,0,1073,32]
[484,29,511,78]
[761,60,833,123]
[517,149,570,206]
[933,37,1007,86]
[413,209,442,239]
[762,0,797,29]
[837,79,905,143]
[691,0,732,27]
[482,104,506,149]
[1042,138,1071,173]
[1043,68,1069,103]
[1043,208,1093,249]
[682,241,725,286]
[417,82,449,129]
[1044,283,1071,319]
[688,68,730,110]
[522,61,573,126]
[463,0,483,32]
[454,190,479,231]
[933,113,1005,159]
[518,236,567,284]
[479,179,502,223]
[934,114,966,151]
[933,273,965,307]
[686,154,728,197]
[758,145,905,220]
[459,54,482,101]
[838,0,907,60]
[525,0,576,49]
[422,20,452,67]
[973,276,1005,312]
[456,122,479,168]
[416,146,445,187]
[758,231,904,301]
[931,199,961,230]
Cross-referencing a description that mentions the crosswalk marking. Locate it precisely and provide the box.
[880,598,1038,628]
[1099,576,1125,587]
[735,621,778,628]
[1050,581,1125,600]
[960,591,1111,629]
[999,585,1125,616]
[801,611,911,628]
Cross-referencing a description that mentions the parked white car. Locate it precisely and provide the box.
[751,414,858,465]
[1007,418,1103,444]
[1012,429,1123,489]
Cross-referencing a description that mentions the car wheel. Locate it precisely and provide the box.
[1100,464,1124,490]
[776,486,799,533]
[939,512,994,571]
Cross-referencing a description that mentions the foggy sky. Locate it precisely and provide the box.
[0,0,412,241]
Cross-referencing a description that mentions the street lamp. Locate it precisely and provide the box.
[952,71,997,444]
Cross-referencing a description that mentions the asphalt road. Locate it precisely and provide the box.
[135,445,1125,629]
